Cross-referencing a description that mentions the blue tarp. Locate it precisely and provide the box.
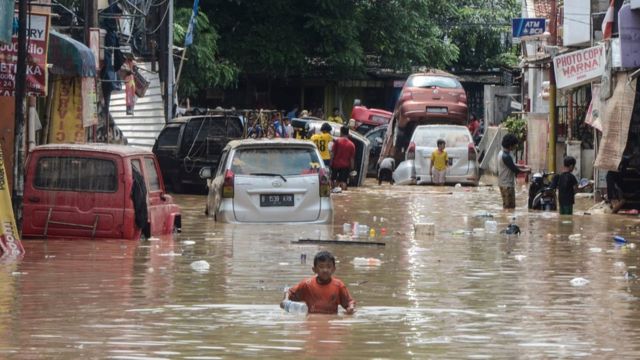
[48,30,97,77]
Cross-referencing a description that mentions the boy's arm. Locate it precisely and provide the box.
[280,282,303,309]
[279,288,291,309]
[430,153,435,174]
[340,285,356,315]
[501,152,528,173]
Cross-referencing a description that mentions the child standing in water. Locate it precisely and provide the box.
[430,139,448,185]
[281,251,356,314]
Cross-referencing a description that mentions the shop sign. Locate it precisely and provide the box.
[553,45,605,89]
[0,11,49,97]
[0,146,23,259]
[49,78,85,144]
[512,18,546,38]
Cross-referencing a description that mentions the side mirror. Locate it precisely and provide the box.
[199,167,213,179]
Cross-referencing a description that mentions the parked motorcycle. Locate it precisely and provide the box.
[528,172,557,211]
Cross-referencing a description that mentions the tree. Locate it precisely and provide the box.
[173,7,239,99]
[358,0,459,71]
[446,0,519,69]
[195,0,461,79]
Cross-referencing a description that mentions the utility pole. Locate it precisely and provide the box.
[547,0,557,173]
[84,0,97,45]
[12,0,27,226]
[166,0,174,123]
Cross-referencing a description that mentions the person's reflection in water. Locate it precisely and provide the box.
[301,314,351,358]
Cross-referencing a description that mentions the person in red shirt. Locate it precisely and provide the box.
[468,114,481,144]
[330,125,356,191]
[281,251,356,315]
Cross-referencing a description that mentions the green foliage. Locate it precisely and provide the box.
[446,0,519,69]
[199,0,461,79]
[503,115,527,153]
[358,0,459,71]
[173,7,239,99]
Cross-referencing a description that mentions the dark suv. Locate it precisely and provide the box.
[153,114,245,193]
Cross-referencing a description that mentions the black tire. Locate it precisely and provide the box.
[170,177,184,193]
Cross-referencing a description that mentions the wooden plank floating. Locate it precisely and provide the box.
[293,239,386,246]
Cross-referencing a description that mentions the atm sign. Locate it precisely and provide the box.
[512,18,546,38]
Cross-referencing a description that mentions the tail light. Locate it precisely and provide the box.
[468,142,476,161]
[399,91,413,103]
[222,169,234,198]
[407,141,416,160]
[319,168,330,197]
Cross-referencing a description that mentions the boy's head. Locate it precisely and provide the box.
[313,251,336,283]
[340,125,350,136]
[564,156,576,170]
[321,122,332,133]
[501,133,519,150]
[437,139,446,149]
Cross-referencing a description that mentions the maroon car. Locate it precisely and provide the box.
[382,70,468,162]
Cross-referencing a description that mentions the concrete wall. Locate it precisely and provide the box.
[484,85,519,126]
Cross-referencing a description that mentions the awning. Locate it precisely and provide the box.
[48,30,97,77]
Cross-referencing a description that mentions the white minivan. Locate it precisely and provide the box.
[406,124,479,186]
[200,139,333,223]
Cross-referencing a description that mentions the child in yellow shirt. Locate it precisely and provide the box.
[430,139,448,185]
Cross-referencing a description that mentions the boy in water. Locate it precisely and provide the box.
[498,133,530,209]
[281,251,356,314]
[551,156,578,215]
[430,139,448,185]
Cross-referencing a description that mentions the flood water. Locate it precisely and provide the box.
[3,180,640,358]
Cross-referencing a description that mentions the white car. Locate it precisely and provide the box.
[406,124,479,186]
[200,139,333,223]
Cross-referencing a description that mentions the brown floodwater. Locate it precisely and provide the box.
[2,180,640,359]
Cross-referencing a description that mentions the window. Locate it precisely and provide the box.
[231,147,321,175]
[156,126,181,147]
[34,156,117,192]
[144,158,161,191]
[412,127,471,148]
[408,75,461,89]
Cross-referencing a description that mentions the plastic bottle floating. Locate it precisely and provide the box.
[353,257,382,266]
[283,300,308,314]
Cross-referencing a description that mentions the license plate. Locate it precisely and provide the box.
[260,194,294,207]
[426,107,448,114]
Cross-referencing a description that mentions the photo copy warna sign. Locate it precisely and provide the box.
[553,45,605,89]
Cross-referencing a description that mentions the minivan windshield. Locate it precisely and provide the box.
[412,126,471,148]
[407,75,461,89]
[231,147,321,176]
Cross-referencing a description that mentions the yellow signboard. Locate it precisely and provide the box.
[0,146,23,259]
[49,77,85,144]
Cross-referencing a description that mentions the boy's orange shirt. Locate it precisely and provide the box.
[288,276,355,314]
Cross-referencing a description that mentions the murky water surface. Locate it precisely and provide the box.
[2,181,640,358]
